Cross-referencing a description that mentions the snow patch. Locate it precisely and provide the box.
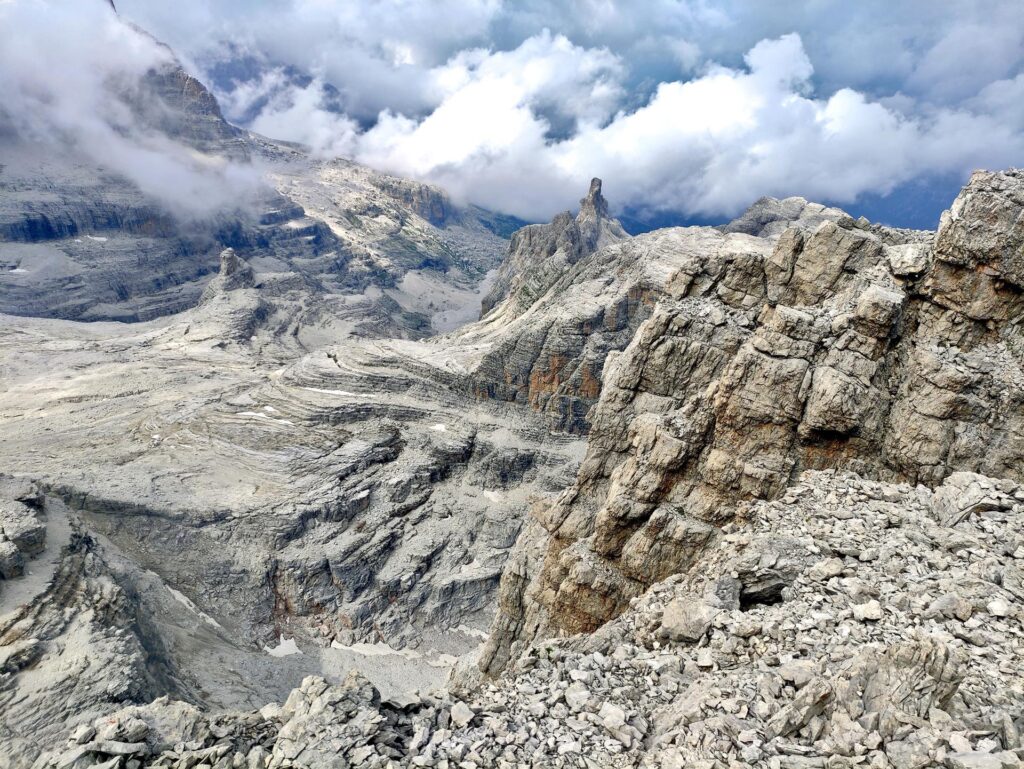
[301,387,373,398]
[429,423,448,432]
[237,411,294,425]
[483,490,503,502]
[265,636,303,657]
[167,587,224,630]
[457,624,490,641]
[426,653,459,668]
[330,641,422,660]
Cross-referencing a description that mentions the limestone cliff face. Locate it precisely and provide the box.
[480,169,1024,674]
[461,183,861,434]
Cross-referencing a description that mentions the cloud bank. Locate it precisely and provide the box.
[10,0,1024,225]
[194,23,1024,223]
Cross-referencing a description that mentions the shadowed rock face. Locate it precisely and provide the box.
[480,168,1024,674]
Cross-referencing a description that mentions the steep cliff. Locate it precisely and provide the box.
[480,169,1024,675]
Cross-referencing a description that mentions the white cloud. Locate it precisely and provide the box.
[0,0,264,218]
[244,76,361,158]
[9,0,1024,224]
[116,0,504,121]
[117,0,1024,112]
[302,32,1020,221]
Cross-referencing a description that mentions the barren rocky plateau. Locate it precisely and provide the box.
[2,15,1024,769]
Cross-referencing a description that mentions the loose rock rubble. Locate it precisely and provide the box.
[39,470,1024,768]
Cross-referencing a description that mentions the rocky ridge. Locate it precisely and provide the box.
[479,168,1024,675]
[0,478,45,584]
[460,188,866,434]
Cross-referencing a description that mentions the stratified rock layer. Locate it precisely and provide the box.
[480,169,1024,674]
[36,470,1024,768]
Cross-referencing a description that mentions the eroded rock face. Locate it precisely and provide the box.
[0,528,164,765]
[480,168,1024,674]
[480,178,628,318]
[0,478,44,584]
[38,470,1024,768]
[472,178,719,434]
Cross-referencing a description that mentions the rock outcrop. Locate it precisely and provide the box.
[480,169,1024,674]
[36,469,1024,768]
[481,178,628,318]
[0,478,44,584]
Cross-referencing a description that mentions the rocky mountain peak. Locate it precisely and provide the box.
[722,194,851,238]
[578,177,608,220]
[199,248,255,302]
[480,177,629,319]
[479,166,1024,680]
[4,12,1024,766]
[218,247,243,277]
[575,177,627,255]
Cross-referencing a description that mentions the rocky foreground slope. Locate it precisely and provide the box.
[32,470,1024,768]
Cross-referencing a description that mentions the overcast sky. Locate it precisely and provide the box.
[6,0,1024,227]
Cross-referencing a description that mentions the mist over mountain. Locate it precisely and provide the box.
[113,0,1024,226]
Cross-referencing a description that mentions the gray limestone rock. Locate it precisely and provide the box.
[659,599,718,642]
[481,168,1024,676]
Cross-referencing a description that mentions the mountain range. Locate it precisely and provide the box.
[1,8,1023,769]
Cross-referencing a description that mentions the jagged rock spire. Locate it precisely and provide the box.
[199,248,255,303]
[219,247,243,277]
[578,178,610,221]
[575,177,627,255]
